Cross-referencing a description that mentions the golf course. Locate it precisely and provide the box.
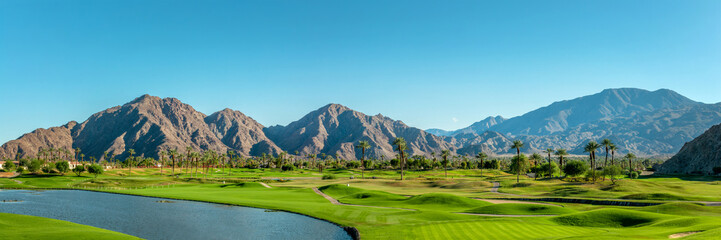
[3,166,721,239]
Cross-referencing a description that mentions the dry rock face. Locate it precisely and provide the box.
[0,95,278,160]
[657,123,721,175]
[264,104,454,160]
[2,89,720,161]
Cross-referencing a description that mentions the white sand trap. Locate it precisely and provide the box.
[669,231,701,239]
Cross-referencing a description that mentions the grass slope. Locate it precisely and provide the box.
[465,203,575,215]
[0,213,138,240]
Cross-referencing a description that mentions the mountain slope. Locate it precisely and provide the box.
[0,95,281,160]
[656,123,721,175]
[204,108,282,156]
[491,88,700,136]
[264,104,454,159]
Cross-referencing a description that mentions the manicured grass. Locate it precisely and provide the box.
[553,209,669,228]
[0,213,139,240]
[465,203,576,215]
[4,168,721,240]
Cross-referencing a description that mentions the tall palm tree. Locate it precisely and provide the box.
[510,140,524,183]
[543,148,554,166]
[476,152,487,177]
[393,137,407,180]
[159,151,165,174]
[609,144,617,166]
[127,149,135,176]
[227,150,235,176]
[186,146,193,176]
[626,153,636,177]
[169,149,178,177]
[584,141,601,182]
[555,149,568,170]
[441,150,451,178]
[356,141,371,179]
[601,139,613,168]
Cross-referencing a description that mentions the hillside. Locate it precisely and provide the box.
[656,123,721,175]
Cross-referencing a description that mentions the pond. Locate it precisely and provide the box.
[0,190,352,240]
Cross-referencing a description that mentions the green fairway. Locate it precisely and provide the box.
[465,203,575,215]
[3,168,721,239]
[0,213,139,240]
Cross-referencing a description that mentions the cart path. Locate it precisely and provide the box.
[258,182,272,188]
[311,187,417,211]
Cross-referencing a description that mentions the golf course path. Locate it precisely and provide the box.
[311,187,417,211]
[489,182,522,196]
[456,212,557,217]
[258,182,272,188]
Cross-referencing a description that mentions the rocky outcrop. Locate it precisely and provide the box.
[0,122,77,159]
[656,123,721,175]
[264,104,454,159]
[204,108,282,156]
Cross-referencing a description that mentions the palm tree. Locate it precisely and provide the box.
[227,150,235,176]
[441,150,451,178]
[609,144,617,166]
[392,137,407,180]
[476,152,487,177]
[169,149,178,177]
[127,149,135,176]
[626,153,636,177]
[584,141,601,182]
[159,151,165,174]
[356,141,371,179]
[510,140,524,183]
[186,146,193,176]
[555,149,568,171]
[543,148,554,166]
[601,139,613,168]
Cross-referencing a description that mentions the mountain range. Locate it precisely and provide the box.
[1,88,720,161]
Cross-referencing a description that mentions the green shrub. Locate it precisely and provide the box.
[87,164,103,178]
[56,161,70,175]
[322,174,337,180]
[603,165,623,184]
[73,165,86,176]
[630,171,639,179]
[3,159,15,172]
[563,160,587,177]
[42,162,56,173]
[27,159,43,173]
[281,164,296,171]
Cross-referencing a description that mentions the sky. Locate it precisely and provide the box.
[1,0,720,144]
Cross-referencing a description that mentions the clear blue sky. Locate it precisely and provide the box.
[1,0,720,144]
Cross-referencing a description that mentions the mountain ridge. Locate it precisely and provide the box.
[1,88,719,161]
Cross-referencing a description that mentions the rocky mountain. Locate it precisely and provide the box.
[429,88,721,156]
[0,95,280,160]
[2,88,719,161]
[656,123,721,175]
[264,104,454,160]
[204,108,282,156]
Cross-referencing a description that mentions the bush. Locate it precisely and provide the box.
[15,166,24,174]
[27,159,43,173]
[56,161,70,175]
[630,171,639,179]
[281,164,296,171]
[42,162,56,173]
[345,161,360,169]
[563,160,588,177]
[73,165,86,176]
[322,174,337,180]
[585,170,601,181]
[3,159,15,172]
[603,165,623,184]
[87,164,103,178]
[539,162,560,178]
